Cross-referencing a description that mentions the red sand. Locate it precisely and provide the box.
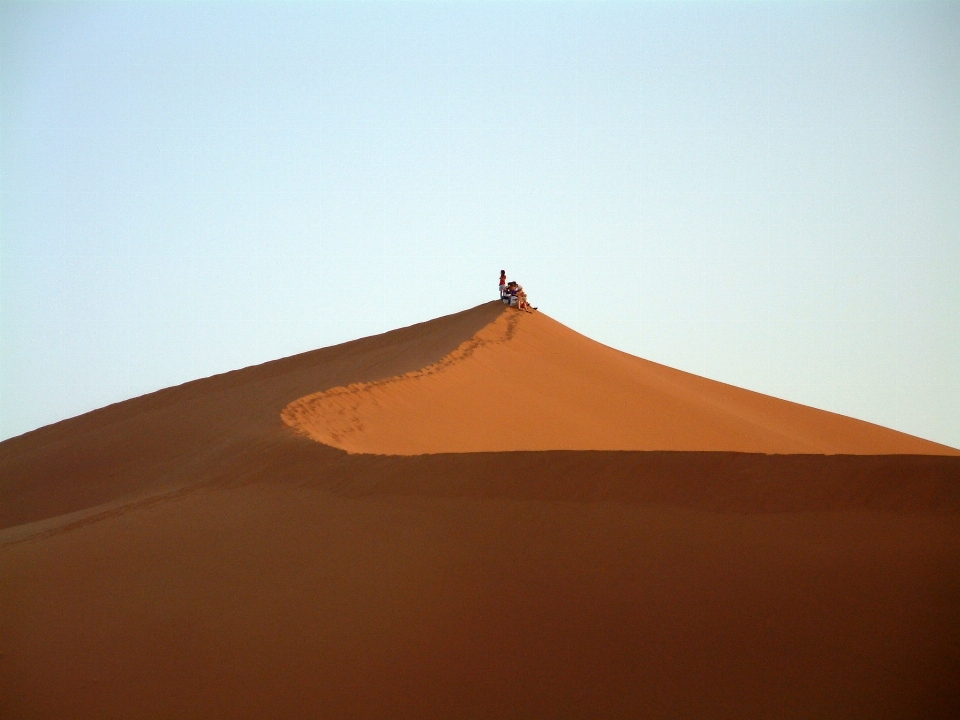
[283,309,958,455]
[2,302,959,719]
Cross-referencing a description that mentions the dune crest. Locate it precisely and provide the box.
[282,309,957,456]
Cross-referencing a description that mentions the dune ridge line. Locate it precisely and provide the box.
[281,311,522,448]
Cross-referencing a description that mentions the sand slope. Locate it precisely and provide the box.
[2,302,959,719]
[0,302,505,531]
[283,308,957,455]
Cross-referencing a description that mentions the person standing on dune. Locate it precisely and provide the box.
[499,270,507,300]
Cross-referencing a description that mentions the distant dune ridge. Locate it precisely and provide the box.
[2,302,959,719]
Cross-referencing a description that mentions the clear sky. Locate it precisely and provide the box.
[2,1,958,447]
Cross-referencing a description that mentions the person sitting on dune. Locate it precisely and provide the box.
[516,285,536,313]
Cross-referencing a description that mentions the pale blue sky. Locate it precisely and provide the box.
[2,1,958,447]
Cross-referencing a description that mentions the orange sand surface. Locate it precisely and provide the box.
[2,302,959,719]
[283,308,958,455]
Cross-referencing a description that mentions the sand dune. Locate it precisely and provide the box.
[2,302,959,719]
[0,302,505,531]
[283,307,957,455]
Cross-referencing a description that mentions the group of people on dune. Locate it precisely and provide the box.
[499,270,535,313]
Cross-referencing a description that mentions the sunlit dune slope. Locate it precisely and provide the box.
[283,309,957,455]
[3,302,960,720]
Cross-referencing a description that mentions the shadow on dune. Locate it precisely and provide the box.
[259,440,960,514]
[2,303,960,720]
[3,301,959,533]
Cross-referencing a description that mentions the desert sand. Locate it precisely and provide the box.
[2,301,959,719]
[283,308,958,455]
